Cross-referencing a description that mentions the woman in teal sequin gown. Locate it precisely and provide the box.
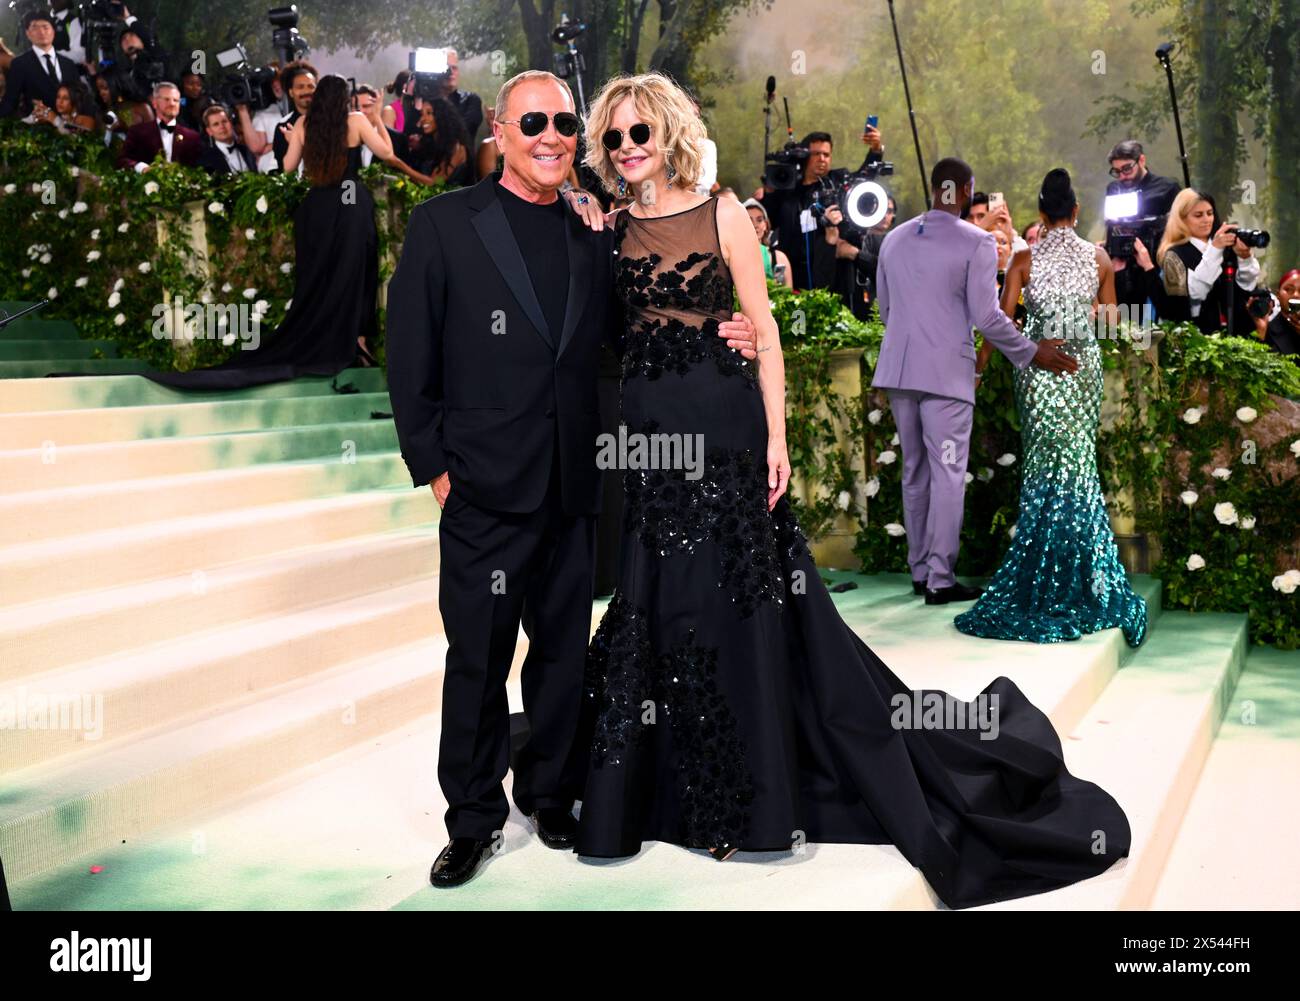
[956,169,1147,646]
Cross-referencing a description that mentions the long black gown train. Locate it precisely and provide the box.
[138,144,377,390]
[573,198,1131,909]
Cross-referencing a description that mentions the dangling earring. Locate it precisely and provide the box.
[665,156,676,185]
[617,175,627,197]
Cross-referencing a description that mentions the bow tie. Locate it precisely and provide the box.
[159,122,176,133]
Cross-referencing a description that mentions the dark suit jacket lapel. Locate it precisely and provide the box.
[556,205,592,360]
[468,176,555,352]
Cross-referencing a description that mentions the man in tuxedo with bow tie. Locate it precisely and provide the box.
[386,70,759,889]
[0,10,82,120]
[197,104,257,176]
[117,81,202,171]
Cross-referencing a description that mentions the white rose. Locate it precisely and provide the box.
[1240,516,1256,530]
[21,268,31,278]
[864,477,880,498]
[107,291,121,308]
[117,222,130,233]
[884,522,906,537]
[1182,407,1203,425]
[256,195,269,214]
[30,182,42,194]
[867,408,882,425]
[72,201,88,213]
[39,253,51,264]
[253,299,269,315]
[977,467,994,482]
[75,276,88,288]
[284,299,292,311]
[1272,574,1297,595]
[1235,406,1257,423]
[57,208,68,219]
[243,288,257,299]
[208,201,225,215]
[1213,502,1238,526]
[2,183,15,194]
[113,278,124,292]
[996,453,1016,466]
[280,262,292,274]
[221,282,233,293]
[47,287,58,299]
[113,313,126,326]
[71,166,80,177]
[244,228,256,240]
[90,229,100,240]
[1180,490,1198,506]
[964,472,974,484]
[222,332,238,346]
[138,261,151,273]
[144,181,159,195]
[1291,440,1300,459]
[1211,467,1231,480]
[837,490,851,511]
[891,432,900,446]
[878,450,897,465]
[1008,523,1018,539]
[1186,554,1206,571]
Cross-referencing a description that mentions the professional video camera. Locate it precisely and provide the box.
[408,47,453,101]
[1103,190,1162,262]
[817,160,895,233]
[763,141,810,191]
[212,8,309,113]
[1231,227,1271,249]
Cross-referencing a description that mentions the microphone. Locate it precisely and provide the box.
[1155,41,1174,60]
[765,76,775,104]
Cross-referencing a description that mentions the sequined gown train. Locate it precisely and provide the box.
[954,225,1147,645]
[573,198,1131,909]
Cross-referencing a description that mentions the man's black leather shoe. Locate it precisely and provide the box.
[429,837,493,887]
[924,582,984,605]
[912,579,926,596]
[530,807,578,849]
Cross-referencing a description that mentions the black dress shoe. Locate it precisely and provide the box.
[912,579,927,596]
[429,837,493,887]
[924,582,985,605]
[529,807,578,849]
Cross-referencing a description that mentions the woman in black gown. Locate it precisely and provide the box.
[570,73,1132,909]
[142,74,391,389]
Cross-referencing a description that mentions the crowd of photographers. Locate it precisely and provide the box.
[3,5,1295,356]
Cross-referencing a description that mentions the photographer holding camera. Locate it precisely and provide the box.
[1103,139,1180,314]
[756,123,886,306]
[1248,268,1300,356]
[1156,188,1264,335]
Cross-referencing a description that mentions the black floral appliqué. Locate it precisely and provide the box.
[582,594,755,849]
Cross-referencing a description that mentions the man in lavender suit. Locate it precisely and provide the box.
[872,157,1078,605]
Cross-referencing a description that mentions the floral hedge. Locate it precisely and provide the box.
[0,120,439,371]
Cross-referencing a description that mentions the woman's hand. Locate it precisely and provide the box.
[1211,221,1238,250]
[563,188,606,231]
[767,436,791,511]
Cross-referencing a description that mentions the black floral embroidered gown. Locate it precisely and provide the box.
[573,197,1132,909]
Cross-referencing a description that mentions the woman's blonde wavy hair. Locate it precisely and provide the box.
[582,72,706,195]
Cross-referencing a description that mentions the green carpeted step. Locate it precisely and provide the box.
[0,367,389,411]
[0,339,120,360]
[0,358,153,377]
[0,318,82,340]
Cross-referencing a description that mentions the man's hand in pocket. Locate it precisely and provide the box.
[431,472,450,507]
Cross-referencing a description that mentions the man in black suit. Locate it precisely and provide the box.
[116,81,201,171]
[385,70,759,889]
[270,61,316,173]
[0,10,82,120]
[197,104,257,176]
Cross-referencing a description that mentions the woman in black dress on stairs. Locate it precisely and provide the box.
[142,74,392,389]
[568,72,1132,909]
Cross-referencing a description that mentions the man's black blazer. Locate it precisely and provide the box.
[385,171,621,515]
[0,49,82,118]
[198,140,258,176]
